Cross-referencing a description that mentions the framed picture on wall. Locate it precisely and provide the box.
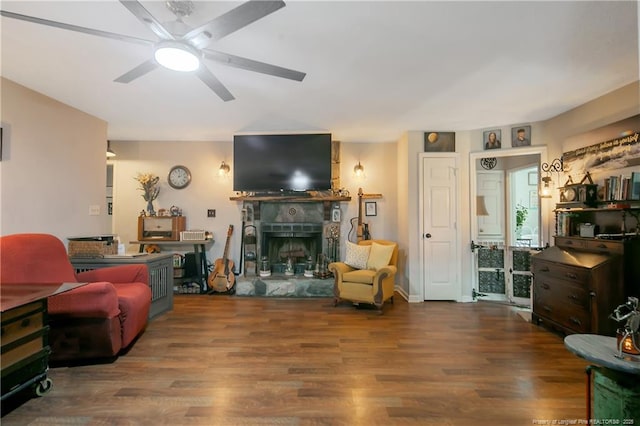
[512,125,531,147]
[365,202,377,216]
[483,129,501,150]
[424,131,455,152]
[331,207,341,222]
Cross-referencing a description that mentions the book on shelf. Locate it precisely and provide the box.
[604,174,635,201]
[631,171,640,200]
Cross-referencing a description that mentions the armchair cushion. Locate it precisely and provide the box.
[344,241,370,270]
[343,269,376,284]
[366,242,395,270]
[48,282,120,318]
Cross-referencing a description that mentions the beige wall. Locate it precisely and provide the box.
[110,139,397,264]
[0,78,108,242]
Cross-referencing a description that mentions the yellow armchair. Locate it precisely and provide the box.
[328,239,398,313]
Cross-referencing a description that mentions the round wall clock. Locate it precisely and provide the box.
[168,165,191,189]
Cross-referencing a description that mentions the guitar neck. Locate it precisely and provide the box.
[357,188,363,226]
[222,225,233,261]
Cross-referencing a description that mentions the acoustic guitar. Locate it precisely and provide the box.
[356,188,370,242]
[208,225,235,292]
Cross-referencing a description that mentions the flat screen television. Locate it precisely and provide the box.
[233,133,332,193]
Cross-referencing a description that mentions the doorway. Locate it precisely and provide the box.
[419,153,461,301]
[470,147,548,306]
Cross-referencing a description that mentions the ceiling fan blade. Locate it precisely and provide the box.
[0,10,153,46]
[183,0,285,48]
[114,59,158,84]
[195,66,235,102]
[119,0,175,40]
[202,50,306,82]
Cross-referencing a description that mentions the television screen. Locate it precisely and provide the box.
[233,133,332,192]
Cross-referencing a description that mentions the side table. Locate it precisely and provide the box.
[564,334,640,422]
[1,282,87,402]
[71,253,173,319]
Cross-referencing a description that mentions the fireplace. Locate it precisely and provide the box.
[261,222,323,273]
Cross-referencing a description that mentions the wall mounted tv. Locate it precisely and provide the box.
[233,133,332,193]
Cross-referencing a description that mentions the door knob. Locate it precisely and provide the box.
[425,233,432,238]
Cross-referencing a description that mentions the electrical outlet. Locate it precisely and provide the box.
[207,209,216,218]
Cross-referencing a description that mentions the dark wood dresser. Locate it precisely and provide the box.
[531,236,639,336]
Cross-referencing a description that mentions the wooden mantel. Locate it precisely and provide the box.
[229,195,351,202]
[229,195,352,221]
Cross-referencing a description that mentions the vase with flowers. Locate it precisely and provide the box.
[135,172,160,216]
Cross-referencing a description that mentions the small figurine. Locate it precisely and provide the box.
[610,297,640,357]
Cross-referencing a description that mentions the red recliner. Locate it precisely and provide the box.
[0,233,151,362]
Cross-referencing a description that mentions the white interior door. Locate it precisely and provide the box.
[420,155,460,300]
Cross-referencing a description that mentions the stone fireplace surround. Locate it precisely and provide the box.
[230,195,350,297]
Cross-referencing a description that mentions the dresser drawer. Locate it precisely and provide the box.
[585,239,624,255]
[534,277,590,311]
[532,260,590,284]
[1,309,45,346]
[0,328,48,370]
[555,237,588,250]
[533,278,591,333]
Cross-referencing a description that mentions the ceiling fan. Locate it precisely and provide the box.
[0,0,306,101]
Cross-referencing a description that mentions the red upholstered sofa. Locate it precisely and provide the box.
[0,233,151,363]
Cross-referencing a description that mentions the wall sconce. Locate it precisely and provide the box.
[218,161,230,177]
[540,158,563,198]
[476,195,489,216]
[106,140,116,158]
[540,175,553,198]
[353,161,365,178]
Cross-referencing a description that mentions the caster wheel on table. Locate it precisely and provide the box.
[35,378,52,396]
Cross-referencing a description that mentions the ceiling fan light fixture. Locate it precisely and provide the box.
[154,41,200,72]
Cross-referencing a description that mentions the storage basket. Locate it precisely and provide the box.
[68,241,117,258]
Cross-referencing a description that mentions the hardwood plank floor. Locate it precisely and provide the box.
[2,295,591,425]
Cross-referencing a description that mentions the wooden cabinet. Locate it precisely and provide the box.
[531,244,624,335]
[532,203,640,336]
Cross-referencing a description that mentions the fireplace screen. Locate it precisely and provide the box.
[261,223,323,272]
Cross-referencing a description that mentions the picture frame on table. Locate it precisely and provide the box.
[365,202,377,217]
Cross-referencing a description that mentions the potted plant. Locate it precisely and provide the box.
[515,203,528,238]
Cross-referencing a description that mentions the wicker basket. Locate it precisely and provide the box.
[68,241,117,258]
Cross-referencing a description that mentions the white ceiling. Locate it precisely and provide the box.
[1,1,638,143]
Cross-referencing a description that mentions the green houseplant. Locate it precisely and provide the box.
[515,203,528,237]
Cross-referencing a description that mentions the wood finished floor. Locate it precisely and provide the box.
[2,295,591,425]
